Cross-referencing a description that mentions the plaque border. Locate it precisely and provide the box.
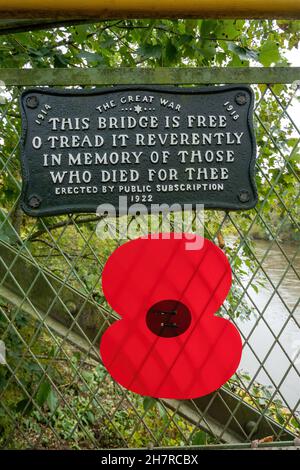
[20,84,257,217]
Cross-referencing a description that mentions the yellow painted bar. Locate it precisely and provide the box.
[0,0,299,19]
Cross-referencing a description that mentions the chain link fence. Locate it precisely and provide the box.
[0,73,299,449]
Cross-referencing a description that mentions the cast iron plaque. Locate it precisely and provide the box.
[20,85,257,216]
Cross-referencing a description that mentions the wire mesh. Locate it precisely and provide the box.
[0,80,299,449]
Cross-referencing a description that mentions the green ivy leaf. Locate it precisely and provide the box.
[36,379,51,407]
[143,396,156,412]
[290,153,300,162]
[192,430,207,445]
[47,388,58,413]
[217,20,245,41]
[164,40,178,65]
[138,44,162,59]
[53,53,69,68]
[259,40,281,66]
[73,25,88,43]
[200,40,217,59]
[200,19,218,38]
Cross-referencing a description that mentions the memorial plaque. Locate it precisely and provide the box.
[20,85,257,216]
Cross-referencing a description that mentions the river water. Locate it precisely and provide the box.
[236,240,300,411]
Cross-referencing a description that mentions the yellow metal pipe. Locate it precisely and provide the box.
[0,0,299,19]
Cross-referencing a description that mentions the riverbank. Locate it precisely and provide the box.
[249,221,300,242]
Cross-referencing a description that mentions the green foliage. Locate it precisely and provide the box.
[0,20,299,68]
[0,209,20,244]
[259,40,281,66]
[227,372,300,436]
[0,337,215,449]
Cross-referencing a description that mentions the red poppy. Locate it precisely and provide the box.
[100,234,242,399]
